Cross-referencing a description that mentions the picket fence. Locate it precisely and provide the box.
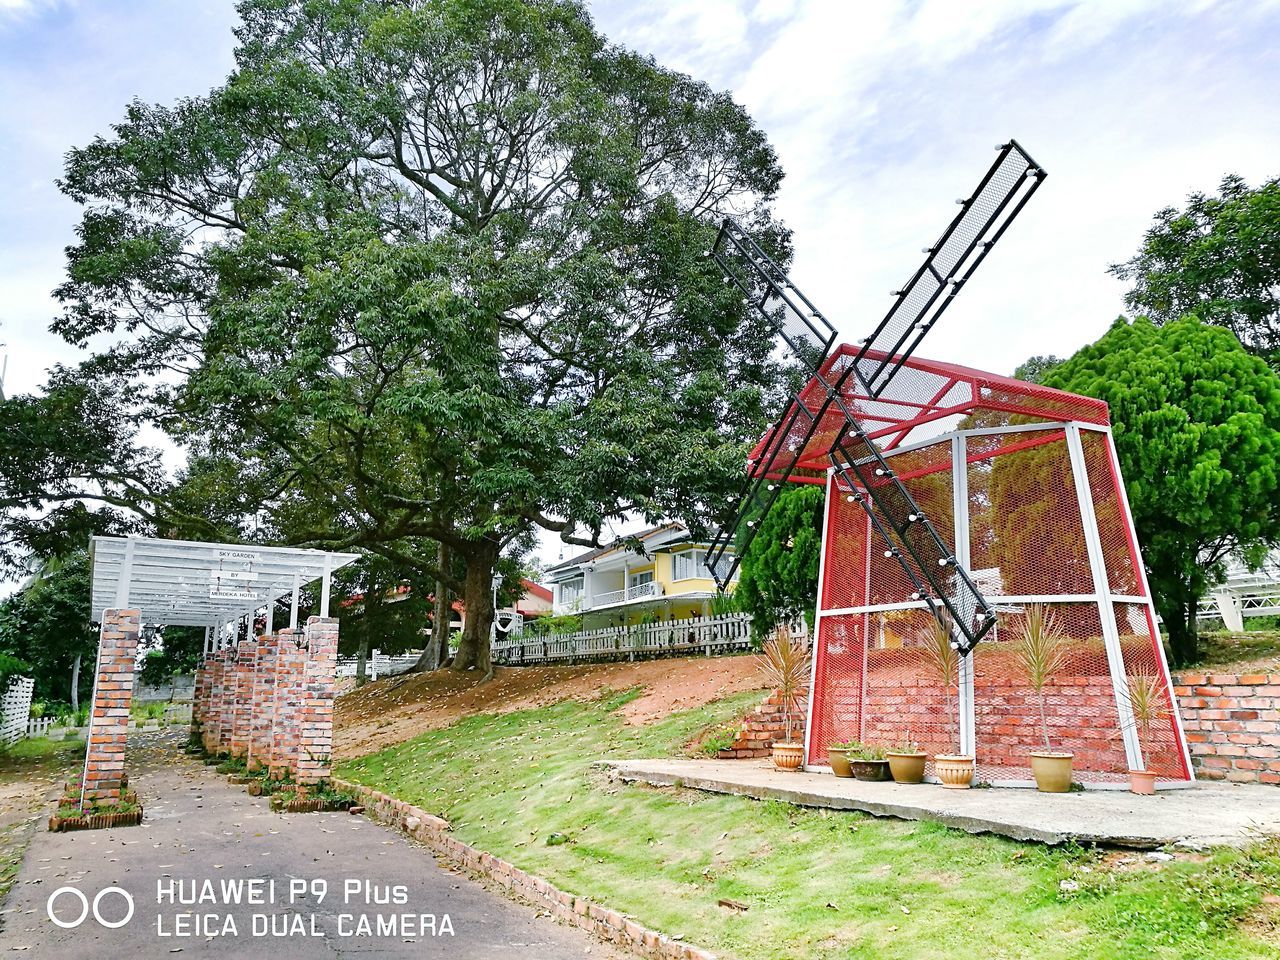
[491,613,759,665]
[0,675,35,746]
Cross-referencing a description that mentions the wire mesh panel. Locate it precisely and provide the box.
[808,415,1193,784]
[972,604,1130,785]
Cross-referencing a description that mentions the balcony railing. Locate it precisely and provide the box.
[590,581,664,608]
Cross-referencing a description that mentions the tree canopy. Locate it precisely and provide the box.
[734,483,824,636]
[10,0,788,674]
[1042,316,1280,665]
[1110,174,1280,368]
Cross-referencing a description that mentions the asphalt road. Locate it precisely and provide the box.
[0,731,621,959]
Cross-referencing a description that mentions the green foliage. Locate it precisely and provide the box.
[1013,604,1069,750]
[1110,174,1280,367]
[338,693,1280,960]
[1013,354,1064,384]
[734,484,824,636]
[0,550,96,705]
[1044,316,1280,665]
[525,613,583,636]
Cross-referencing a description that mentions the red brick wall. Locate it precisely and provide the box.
[1174,672,1280,785]
[201,651,227,755]
[81,608,140,806]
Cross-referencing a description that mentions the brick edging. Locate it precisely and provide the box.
[330,778,717,960]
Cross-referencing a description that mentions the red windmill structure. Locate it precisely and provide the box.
[705,142,1192,787]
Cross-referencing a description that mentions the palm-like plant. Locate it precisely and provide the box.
[1124,672,1169,763]
[919,615,959,749]
[1013,604,1069,750]
[759,626,811,745]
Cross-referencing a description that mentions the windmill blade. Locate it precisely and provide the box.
[850,140,1046,400]
[703,222,838,588]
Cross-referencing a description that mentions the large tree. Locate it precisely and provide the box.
[42,0,786,674]
[1110,174,1280,367]
[1042,316,1280,665]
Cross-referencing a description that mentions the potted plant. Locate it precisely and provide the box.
[920,616,973,788]
[828,740,856,778]
[759,627,810,772]
[1013,604,1073,792]
[1124,672,1168,795]
[848,743,891,781]
[885,739,927,784]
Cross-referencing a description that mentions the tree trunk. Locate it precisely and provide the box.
[1158,593,1199,667]
[450,537,500,677]
[355,639,369,686]
[414,542,451,672]
[70,653,81,713]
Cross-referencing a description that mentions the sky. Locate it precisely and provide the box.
[2,0,1279,566]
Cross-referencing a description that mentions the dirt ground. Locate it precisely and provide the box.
[334,654,767,759]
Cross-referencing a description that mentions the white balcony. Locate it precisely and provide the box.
[588,581,664,609]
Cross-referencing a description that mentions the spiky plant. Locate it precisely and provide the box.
[1013,604,1070,750]
[919,615,959,750]
[1125,672,1169,765]
[759,626,811,744]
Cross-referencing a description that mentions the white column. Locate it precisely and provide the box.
[290,573,300,630]
[320,554,332,618]
[952,433,976,761]
[1065,424,1142,772]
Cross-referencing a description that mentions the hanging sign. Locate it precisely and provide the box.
[216,549,261,563]
[210,570,258,582]
[209,586,260,601]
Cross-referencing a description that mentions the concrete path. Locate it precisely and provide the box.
[1,732,622,959]
[602,758,1280,849]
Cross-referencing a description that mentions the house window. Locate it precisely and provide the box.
[629,570,654,588]
[559,578,584,607]
[672,549,734,582]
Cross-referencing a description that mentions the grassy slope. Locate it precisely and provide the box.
[0,736,84,901]
[337,691,1279,960]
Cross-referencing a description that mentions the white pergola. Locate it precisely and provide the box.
[89,536,360,649]
[1202,550,1280,630]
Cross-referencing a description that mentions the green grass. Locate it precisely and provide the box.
[0,736,85,901]
[1195,630,1280,670]
[338,692,1279,960]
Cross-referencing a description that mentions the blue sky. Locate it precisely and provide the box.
[2,0,1279,558]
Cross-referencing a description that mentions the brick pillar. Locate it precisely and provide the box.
[190,662,206,741]
[295,617,338,785]
[270,630,305,779]
[203,651,228,755]
[229,639,255,758]
[81,609,140,807]
[247,634,279,771]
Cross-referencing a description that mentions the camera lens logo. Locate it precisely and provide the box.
[46,886,134,929]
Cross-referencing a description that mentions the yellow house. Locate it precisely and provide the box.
[544,523,736,627]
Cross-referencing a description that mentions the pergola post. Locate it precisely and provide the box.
[951,433,976,763]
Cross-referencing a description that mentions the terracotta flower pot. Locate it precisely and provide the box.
[934,754,975,789]
[1128,769,1157,795]
[886,751,927,784]
[849,759,891,782]
[1030,752,1074,793]
[772,741,804,771]
[828,747,853,778]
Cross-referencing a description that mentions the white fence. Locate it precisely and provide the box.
[25,715,54,739]
[492,613,759,665]
[0,675,35,746]
[336,649,422,680]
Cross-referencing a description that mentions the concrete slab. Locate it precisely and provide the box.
[1,731,625,958]
[600,758,1280,849]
